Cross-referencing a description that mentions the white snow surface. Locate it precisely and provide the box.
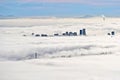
[0,17,120,80]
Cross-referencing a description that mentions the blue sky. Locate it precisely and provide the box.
[0,0,120,17]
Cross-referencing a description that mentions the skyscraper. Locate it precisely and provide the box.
[83,29,86,35]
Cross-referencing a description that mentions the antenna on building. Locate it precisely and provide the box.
[101,14,106,21]
[35,53,38,59]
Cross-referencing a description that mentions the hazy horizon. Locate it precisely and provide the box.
[0,0,120,17]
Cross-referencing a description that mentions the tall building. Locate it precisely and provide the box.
[80,30,83,35]
[111,31,115,35]
[66,32,69,36]
[80,29,86,36]
[83,29,86,35]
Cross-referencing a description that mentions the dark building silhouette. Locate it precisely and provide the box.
[32,33,34,35]
[23,34,26,36]
[35,53,38,59]
[54,33,59,36]
[107,33,111,35]
[63,31,77,36]
[73,32,77,36]
[66,32,69,36]
[35,34,40,37]
[62,33,66,36]
[111,31,115,35]
[83,29,86,35]
[41,34,48,37]
[69,32,73,36]
[80,29,86,36]
[80,30,83,35]
[62,32,70,36]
